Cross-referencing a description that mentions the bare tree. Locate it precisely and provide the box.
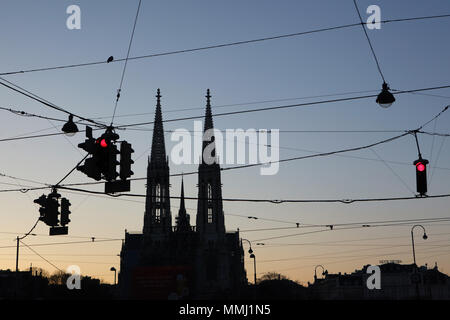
[259,272,288,281]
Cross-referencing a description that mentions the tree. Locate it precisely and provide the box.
[259,272,288,281]
[48,270,70,285]
[30,267,50,278]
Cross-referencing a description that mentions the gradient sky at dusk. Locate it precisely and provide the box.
[1,0,450,284]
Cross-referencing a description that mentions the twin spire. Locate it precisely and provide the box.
[147,89,214,233]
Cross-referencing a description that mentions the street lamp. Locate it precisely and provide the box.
[16,233,36,272]
[314,265,326,281]
[411,225,428,267]
[242,239,257,285]
[110,267,117,285]
[61,114,79,136]
[376,82,396,108]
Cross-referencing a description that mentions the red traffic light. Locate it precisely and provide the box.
[416,162,425,172]
[96,138,108,148]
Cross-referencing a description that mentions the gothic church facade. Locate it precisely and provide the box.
[118,89,247,299]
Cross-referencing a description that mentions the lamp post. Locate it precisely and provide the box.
[411,225,428,299]
[242,239,257,285]
[411,225,428,267]
[15,232,36,298]
[110,267,117,285]
[16,233,37,273]
[314,265,326,282]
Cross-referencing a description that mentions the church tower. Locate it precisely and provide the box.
[175,176,191,232]
[143,89,172,237]
[196,89,225,239]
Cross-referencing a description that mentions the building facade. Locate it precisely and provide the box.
[118,89,247,299]
[308,262,450,300]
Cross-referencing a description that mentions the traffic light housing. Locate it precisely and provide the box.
[120,141,134,180]
[34,191,72,235]
[33,194,48,222]
[78,127,121,182]
[77,157,102,180]
[34,193,59,227]
[60,198,71,226]
[104,142,120,181]
[414,157,429,196]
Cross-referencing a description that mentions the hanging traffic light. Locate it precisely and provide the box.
[33,194,48,222]
[46,190,61,227]
[60,198,71,226]
[34,191,71,235]
[34,192,59,227]
[78,126,122,182]
[77,126,102,180]
[120,141,134,180]
[104,142,120,181]
[78,126,96,154]
[78,157,102,181]
[414,157,429,196]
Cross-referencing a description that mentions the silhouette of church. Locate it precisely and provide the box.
[118,89,247,299]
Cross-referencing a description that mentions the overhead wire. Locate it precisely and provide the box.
[1,14,450,76]
[110,0,142,125]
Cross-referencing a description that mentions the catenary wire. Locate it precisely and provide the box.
[2,14,450,76]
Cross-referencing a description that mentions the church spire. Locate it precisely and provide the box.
[176,175,190,232]
[150,89,167,165]
[196,89,225,237]
[143,89,172,236]
[204,89,213,132]
[180,175,186,213]
[202,89,217,163]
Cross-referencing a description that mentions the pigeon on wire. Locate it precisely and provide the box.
[107,56,114,63]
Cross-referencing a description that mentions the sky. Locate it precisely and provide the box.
[1,0,450,285]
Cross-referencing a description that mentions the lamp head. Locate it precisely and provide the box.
[376,82,396,108]
[423,233,428,240]
[62,114,79,136]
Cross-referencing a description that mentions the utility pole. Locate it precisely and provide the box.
[16,236,19,272]
[14,219,39,298]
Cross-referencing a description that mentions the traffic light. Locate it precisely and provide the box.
[414,157,429,196]
[94,130,119,181]
[60,198,71,226]
[104,142,120,181]
[77,127,122,182]
[77,157,102,180]
[78,126,96,154]
[33,194,48,222]
[120,141,134,180]
[45,191,60,227]
[34,193,59,227]
[77,126,102,180]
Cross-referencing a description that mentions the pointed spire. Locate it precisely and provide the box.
[179,174,186,212]
[150,88,167,164]
[204,89,214,132]
[202,89,217,162]
[176,174,190,232]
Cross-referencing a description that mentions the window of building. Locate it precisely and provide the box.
[207,183,213,223]
[155,183,161,223]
